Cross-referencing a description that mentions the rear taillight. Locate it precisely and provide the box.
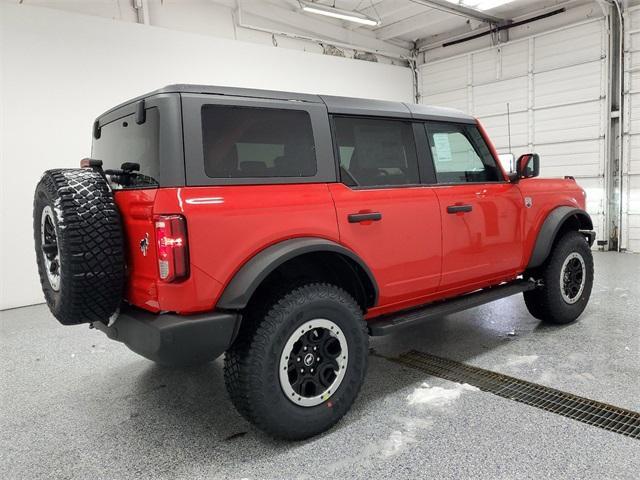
[154,215,189,282]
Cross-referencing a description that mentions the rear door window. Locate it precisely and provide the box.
[92,107,160,188]
[425,122,501,183]
[333,116,420,188]
[202,105,316,178]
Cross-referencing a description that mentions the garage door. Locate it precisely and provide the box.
[419,19,607,244]
[624,6,640,252]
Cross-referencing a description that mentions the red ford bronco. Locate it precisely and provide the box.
[33,84,595,440]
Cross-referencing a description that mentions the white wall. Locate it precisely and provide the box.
[0,3,413,310]
[7,0,409,65]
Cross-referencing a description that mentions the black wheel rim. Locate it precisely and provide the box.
[40,206,61,291]
[279,319,348,407]
[560,252,586,304]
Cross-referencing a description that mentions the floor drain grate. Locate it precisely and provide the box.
[389,350,640,439]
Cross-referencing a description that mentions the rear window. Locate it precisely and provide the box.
[202,105,316,178]
[92,107,160,188]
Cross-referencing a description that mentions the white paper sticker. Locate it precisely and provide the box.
[433,133,452,162]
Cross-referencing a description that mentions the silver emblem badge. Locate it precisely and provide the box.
[525,197,533,208]
[140,233,149,256]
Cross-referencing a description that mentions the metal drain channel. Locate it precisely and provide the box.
[390,350,640,439]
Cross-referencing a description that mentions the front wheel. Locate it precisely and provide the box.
[224,283,368,440]
[524,230,594,324]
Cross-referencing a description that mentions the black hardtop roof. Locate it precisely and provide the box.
[97,84,475,123]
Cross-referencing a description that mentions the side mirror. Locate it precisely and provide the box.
[510,153,540,182]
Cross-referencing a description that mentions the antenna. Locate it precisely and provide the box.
[506,102,513,171]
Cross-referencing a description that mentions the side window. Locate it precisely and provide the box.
[425,122,501,183]
[202,105,316,178]
[333,116,420,188]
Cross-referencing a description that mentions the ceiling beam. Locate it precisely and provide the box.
[238,0,411,56]
[375,10,445,40]
[409,0,506,24]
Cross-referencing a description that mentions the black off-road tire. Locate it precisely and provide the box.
[224,283,368,440]
[33,169,125,325]
[523,230,594,324]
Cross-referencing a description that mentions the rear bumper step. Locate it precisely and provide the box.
[93,307,241,366]
[368,279,537,336]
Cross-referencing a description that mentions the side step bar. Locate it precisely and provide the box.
[368,279,537,336]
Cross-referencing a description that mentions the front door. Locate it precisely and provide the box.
[424,121,524,293]
[329,116,442,312]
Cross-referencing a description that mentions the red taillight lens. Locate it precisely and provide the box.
[154,215,189,282]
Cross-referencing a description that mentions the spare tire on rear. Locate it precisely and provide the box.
[33,169,125,325]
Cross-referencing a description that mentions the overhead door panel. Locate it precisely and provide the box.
[500,41,529,79]
[419,19,607,245]
[473,76,528,117]
[533,101,602,144]
[533,20,603,71]
[479,112,528,151]
[623,7,640,251]
[421,88,468,111]
[422,56,467,93]
[534,61,602,107]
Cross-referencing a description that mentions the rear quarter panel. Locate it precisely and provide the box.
[114,189,160,312]
[152,184,339,312]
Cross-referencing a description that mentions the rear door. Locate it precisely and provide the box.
[424,121,524,293]
[329,116,442,313]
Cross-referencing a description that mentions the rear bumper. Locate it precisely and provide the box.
[93,307,241,366]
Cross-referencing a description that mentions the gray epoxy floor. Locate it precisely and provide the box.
[1,252,639,480]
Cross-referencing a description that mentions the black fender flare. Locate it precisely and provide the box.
[527,207,594,269]
[216,237,379,310]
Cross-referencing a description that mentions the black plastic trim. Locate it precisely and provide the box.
[135,100,146,125]
[527,206,594,269]
[447,204,473,214]
[216,237,379,310]
[93,307,240,366]
[368,279,536,336]
[348,212,382,223]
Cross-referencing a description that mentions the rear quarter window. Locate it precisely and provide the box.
[201,105,317,178]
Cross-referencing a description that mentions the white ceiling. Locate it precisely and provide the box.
[249,0,591,51]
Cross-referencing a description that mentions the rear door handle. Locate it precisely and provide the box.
[447,204,473,214]
[348,212,382,223]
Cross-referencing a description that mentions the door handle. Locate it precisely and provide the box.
[348,212,382,223]
[447,204,473,214]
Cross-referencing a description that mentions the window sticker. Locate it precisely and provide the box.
[433,133,453,162]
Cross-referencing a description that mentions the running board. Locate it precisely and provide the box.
[368,279,537,336]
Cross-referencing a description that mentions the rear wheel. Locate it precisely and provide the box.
[523,230,594,324]
[224,283,368,440]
